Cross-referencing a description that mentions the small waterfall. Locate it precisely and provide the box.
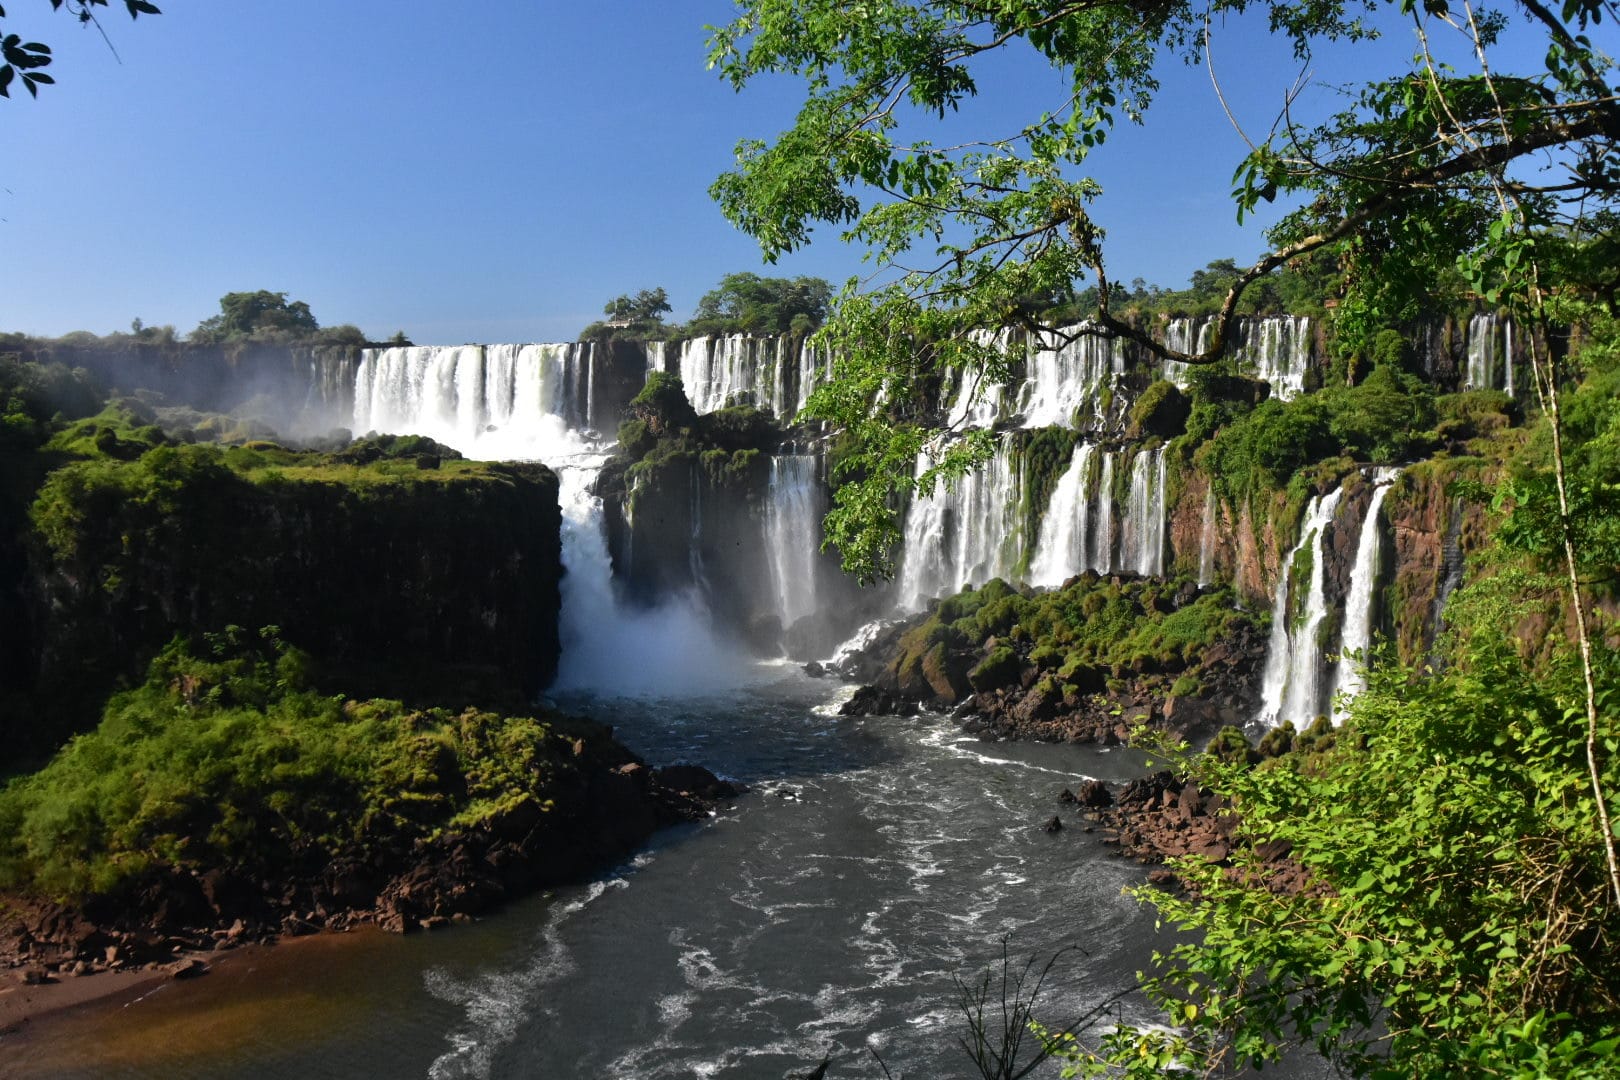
[679,335,749,414]
[1095,452,1116,572]
[793,338,831,420]
[1197,485,1218,587]
[677,334,804,417]
[1028,442,1099,587]
[1431,495,1467,643]
[1465,313,1498,391]
[1160,316,1212,388]
[1017,325,1124,429]
[943,364,1007,431]
[765,455,823,630]
[1331,468,1400,719]
[1245,315,1312,401]
[896,439,1023,610]
[1503,319,1515,397]
[1254,486,1344,727]
[1118,445,1168,577]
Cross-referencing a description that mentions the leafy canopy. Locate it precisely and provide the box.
[0,1,160,100]
[689,272,833,336]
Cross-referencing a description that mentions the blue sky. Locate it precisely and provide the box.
[0,2,1556,344]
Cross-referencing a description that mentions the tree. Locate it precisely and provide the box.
[1,1,160,100]
[708,0,1620,581]
[689,272,832,335]
[190,290,320,344]
[581,287,673,339]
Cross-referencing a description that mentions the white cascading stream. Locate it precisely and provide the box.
[765,454,823,631]
[1160,317,1212,388]
[1330,468,1400,719]
[1028,442,1098,587]
[896,439,1023,611]
[1017,325,1124,428]
[1197,485,1218,587]
[1465,313,1498,391]
[1245,315,1312,401]
[1254,485,1344,727]
[1118,445,1168,577]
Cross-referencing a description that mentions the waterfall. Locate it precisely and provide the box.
[1331,468,1400,719]
[1197,485,1218,587]
[1503,319,1515,397]
[677,334,804,417]
[1095,452,1116,572]
[1028,442,1099,587]
[1245,315,1312,401]
[1017,325,1124,429]
[1118,445,1168,577]
[1160,316,1212,388]
[1254,486,1344,727]
[793,338,831,420]
[897,439,1023,610]
[943,364,1007,430]
[1465,313,1498,391]
[765,455,823,630]
[355,344,600,450]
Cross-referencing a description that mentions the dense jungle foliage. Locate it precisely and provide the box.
[0,629,622,904]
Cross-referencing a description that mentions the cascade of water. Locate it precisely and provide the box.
[1245,315,1312,401]
[896,439,1023,610]
[794,338,831,419]
[646,340,666,379]
[1197,485,1218,586]
[677,334,790,415]
[1503,319,1515,397]
[1028,442,1099,587]
[764,455,823,630]
[1118,446,1168,576]
[1254,486,1345,727]
[1095,452,1116,573]
[1017,325,1123,428]
[943,364,1007,430]
[1331,468,1400,719]
[1465,313,1497,390]
[1160,317,1211,388]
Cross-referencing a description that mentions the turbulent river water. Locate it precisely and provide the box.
[6,667,1203,1080]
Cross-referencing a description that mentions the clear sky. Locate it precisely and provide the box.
[0,2,1555,344]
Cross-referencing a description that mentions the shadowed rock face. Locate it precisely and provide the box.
[17,462,563,754]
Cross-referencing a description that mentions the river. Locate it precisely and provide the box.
[5,666,1185,1079]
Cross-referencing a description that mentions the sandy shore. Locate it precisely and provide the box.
[0,948,230,1036]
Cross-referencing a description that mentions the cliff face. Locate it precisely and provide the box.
[598,448,783,652]
[17,453,562,754]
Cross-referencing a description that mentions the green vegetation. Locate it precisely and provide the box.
[891,574,1254,696]
[188,289,367,347]
[580,287,676,340]
[0,629,617,903]
[686,272,832,337]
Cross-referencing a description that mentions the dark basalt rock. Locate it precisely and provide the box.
[839,685,920,717]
